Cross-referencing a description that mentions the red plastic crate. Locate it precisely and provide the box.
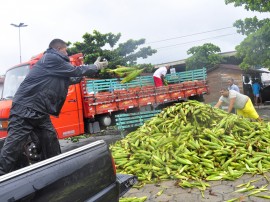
[96,102,118,114]
[197,87,208,94]
[169,83,184,90]
[117,99,139,110]
[138,96,155,106]
[138,86,155,97]
[170,91,185,100]
[95,92,115,103]
[182,81,196,88]
[195,80,206,87]
[155,86,169,94]
[156,93,171,103]
[114,89,137,100]
[128,87,141,93]
[184,89,197,97]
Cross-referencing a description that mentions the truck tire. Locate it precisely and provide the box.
[85,119,101,134]
[97,115,111,127]
[189,94,204,102]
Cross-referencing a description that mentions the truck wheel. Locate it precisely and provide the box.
[85,121,101,134]
[99,115,112,127]
[189,95,204,102]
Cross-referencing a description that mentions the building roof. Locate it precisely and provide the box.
[208,64,270,74]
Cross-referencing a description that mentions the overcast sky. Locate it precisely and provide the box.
[0,0,269,75]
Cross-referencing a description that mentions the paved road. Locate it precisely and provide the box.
[124,173,270,202]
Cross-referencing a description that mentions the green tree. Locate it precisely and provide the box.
[233,17,270,35]
[225,0,270,12]
[234,18,270,69]
[67,30,156,69]
[225,0,270,69]
[185,43,223,70]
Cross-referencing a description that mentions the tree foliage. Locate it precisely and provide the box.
[67,30,157,70]
[235,21,270,69]
[225,0,270,69]
[233,17,270,35]
[225,0,270,12]
[185,43,223,70]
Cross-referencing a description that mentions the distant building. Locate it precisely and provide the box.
[155,51,270,104]
[260,68,270,86]
[203,64,267,104]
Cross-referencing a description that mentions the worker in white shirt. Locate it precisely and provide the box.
[153,65,170,87]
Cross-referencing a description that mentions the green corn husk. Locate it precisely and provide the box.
[110,100,270,192]
[109,66,138,73]
[121,68,145,83]
[106,66,139,78]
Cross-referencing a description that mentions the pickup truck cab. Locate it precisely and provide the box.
[0,140,136,202]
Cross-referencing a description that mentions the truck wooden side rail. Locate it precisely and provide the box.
[81,68,208,119]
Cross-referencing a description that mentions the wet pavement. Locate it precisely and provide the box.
[124,173,270,202]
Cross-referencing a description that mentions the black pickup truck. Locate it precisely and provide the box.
[0,139,136,202]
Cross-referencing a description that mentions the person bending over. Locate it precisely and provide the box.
[214,88,260,120]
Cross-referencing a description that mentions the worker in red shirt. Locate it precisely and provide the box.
[153,65,170,87]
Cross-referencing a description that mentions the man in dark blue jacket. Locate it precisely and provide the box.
[0,39,108,175]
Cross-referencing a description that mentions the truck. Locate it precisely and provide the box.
[0,140,137,202]
[0,52,209,139]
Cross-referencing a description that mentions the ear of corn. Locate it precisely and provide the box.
[106,66,139,78]
[121,68,145,83]
[110,100,270,193]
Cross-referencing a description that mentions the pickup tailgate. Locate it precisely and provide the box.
[0,140,119,202]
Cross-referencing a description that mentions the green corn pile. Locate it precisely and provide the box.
[110,100,270,190]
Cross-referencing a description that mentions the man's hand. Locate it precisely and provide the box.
[94,57,108,70]
[214,100,222,108]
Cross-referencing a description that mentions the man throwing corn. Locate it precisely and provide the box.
[153,65,170,87]
[0,39,108,175]
[214,88,261,120]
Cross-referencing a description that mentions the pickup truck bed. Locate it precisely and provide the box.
[0,140,136,202]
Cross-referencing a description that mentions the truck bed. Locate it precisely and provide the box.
[0,140,135,202]
[81,68,209,118]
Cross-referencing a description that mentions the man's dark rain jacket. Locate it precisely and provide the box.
[12,48,98,116]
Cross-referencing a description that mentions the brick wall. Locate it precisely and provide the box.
[204,65,243,104]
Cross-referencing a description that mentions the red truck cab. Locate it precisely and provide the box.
[0,53,85,139]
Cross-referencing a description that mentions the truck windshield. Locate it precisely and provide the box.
[2,65,29,99]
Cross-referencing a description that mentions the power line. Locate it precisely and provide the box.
[154,33,237,50]
[146,26,234,44]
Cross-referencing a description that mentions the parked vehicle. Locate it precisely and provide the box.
[0,53,208,139]
[0,140,137,202]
